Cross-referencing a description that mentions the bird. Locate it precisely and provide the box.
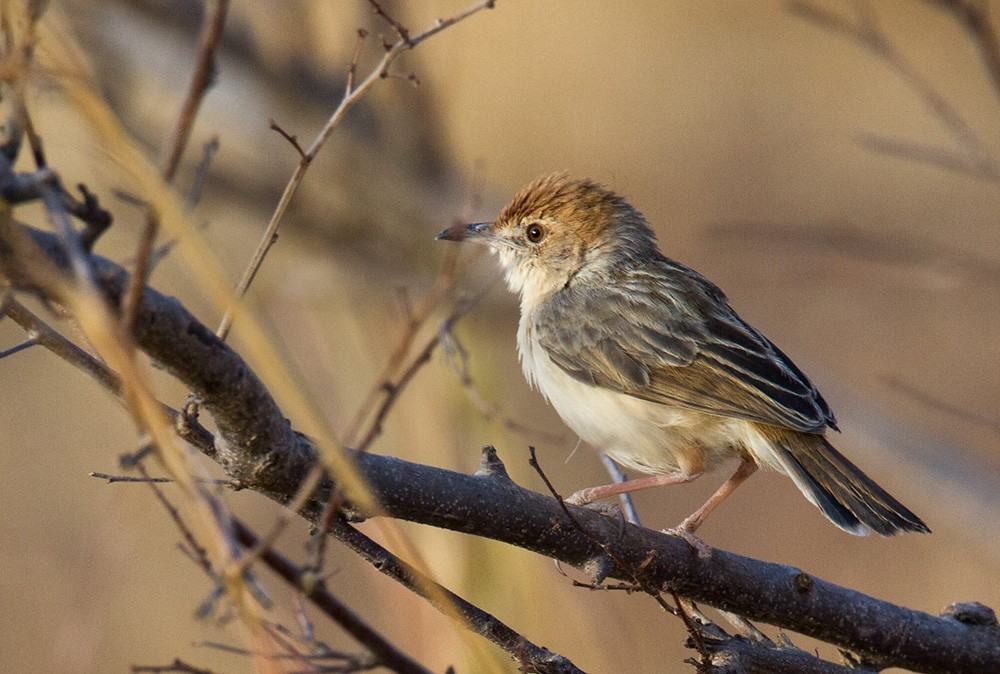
[437,173,928,551]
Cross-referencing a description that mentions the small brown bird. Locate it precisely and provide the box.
[438,174,928,548]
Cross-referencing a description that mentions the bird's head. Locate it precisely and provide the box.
[437,174,658,303]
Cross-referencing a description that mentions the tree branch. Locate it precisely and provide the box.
[3,222,998,673]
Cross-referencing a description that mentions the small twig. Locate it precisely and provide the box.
[347,29,369,94]
[230,518,433,674]
[268,119,305,160]
[161,0,230,182]
[219,0,495,346]
[367,0,413,46]
[185,136,220,210]
[89,472,236,486]
[668,587,710,666]
[137,463,215,578]
[121,0,230,337]
[0,335,36,358]
[91,472,174,484]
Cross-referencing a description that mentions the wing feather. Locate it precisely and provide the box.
[533,260,836,433]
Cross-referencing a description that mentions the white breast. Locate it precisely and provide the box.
[517,310,742,476]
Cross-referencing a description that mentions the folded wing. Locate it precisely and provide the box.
[533,261,836,434]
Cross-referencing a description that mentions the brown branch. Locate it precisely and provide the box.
[5,228,998,672]
[161,0,230,183]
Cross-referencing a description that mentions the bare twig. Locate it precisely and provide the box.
[216,0,495,344]
[0,335,36,358]
[268,120,305,159]
[367,0,413,47]
[789,0,1000,179]
[441,324,569,446]
[353,318,449,454]
[929,0,1000,102]
[347,29,369,94]
[120,0,230,336]
[230,519,433,674]
[89,472,236,486]
[161,0,230,183]
[344,247,462,446]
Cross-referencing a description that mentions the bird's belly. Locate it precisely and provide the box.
[521,336,739,476]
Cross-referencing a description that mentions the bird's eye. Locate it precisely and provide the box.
[525,223,546,244]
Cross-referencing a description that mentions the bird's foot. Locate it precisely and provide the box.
[663,518,712,559]
[564,494,623,518]
[564,486,601,507]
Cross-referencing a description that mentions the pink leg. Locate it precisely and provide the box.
[666,457,758,558]
[565,470,703,506]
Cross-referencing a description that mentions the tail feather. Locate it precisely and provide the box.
[756,426,930,536]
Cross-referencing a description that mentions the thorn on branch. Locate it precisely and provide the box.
[474,445,512,480]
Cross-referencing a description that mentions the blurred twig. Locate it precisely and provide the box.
[442,325,569,446]
[790,0,1000,181]
[928,0,1000,102]
[231,519,433,674]
[121,0,230,335]
[344,246,461,446]
[216,0,495,344]
[883,375,1000,435]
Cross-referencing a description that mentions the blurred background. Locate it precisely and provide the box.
[1,0,999,671]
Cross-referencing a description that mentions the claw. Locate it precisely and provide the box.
[565,495,623,518]
[663,520,713,559]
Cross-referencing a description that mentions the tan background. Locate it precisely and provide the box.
[1,0,998,672]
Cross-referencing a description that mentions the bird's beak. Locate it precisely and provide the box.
[435,221,494,243]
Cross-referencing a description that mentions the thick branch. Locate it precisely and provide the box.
[3,224,999,674]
